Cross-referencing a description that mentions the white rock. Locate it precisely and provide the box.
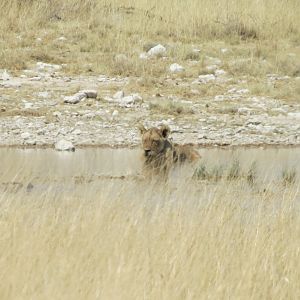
[55,139,75,151]
[215,69,227,76]
[24,102,33,109]
[64,92,86,104]
[21,132,31,139]
[221,48,228,53]
[29,76,42,81]
[53,111,62,117]
[58,36,66,41]
[193,48,201,53]
[113,90,125,99]
[72,129,82,135]
[84,112,96,119]
[206,65,217,71]
[38,91,50,98]
[214,95,225,101]
[1,70,10,81]
[36,62,62,72]
[36,38,42,42]
[147,44,167,57]
[139,52,149,60]
[288,112,300,119]
[112,110,119,117]
[80,90,97,98]
[98,75,107,82]
[169,63,184,73]
[197,74,216,83]
[238,107,251,115]
[120,96,137,105]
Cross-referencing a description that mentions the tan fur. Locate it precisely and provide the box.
[138,125,200,174]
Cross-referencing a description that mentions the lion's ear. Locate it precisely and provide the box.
[160,125,170,138]
[138,124,146,135]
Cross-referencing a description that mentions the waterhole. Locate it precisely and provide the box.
[1,147,299,194]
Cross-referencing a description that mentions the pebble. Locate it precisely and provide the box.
[64,92,86,104]
[147,44,167,57]
[197,74,216,84]
[113,91,125,99]
[169,63,184,73]
[1,70,10,81]
[21,132,31,139]
[55,139,75,151]
[80,90,97,99]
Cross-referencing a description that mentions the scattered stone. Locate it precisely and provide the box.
[57,36,66,41]
[227,88,249,94]
[64,92,86,104]
[21,132,31,139]
[120,93,142,105]
[288,112,300,118]
[221,48,228,53]
[1,70,10,81]
[214,95,225,101]
[36,62,62,72]
[147,44,167,57]
[113,90,125,99]
[29,76,42,81]
[55,139,75,151]
[206,65,218,72]
[38,91,50,98]
[238,107,252,115]
[193,48,201,53]
[139,53,149,60]
[53,111,62,117]
[267,74,290,81]
[215,69,227,76]
[169,63,184,73]
[80,90,97,99]
[196,74,216,84]
[24,102,33,109]
[112,110,119,117]
[72,129,82,135]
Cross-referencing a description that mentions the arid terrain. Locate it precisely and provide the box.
[1,1,300,299]
[0,0,300,148]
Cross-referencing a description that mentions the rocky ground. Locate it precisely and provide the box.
[1,52,299,149]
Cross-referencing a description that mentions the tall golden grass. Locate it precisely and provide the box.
[1,0,299,39]
[1,178,299,299]
[0,148,300,299]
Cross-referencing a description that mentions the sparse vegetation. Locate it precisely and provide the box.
[149,100,194,115]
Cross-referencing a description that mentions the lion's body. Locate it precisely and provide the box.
[138,125,200,174]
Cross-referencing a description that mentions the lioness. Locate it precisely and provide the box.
[138,124,200,174]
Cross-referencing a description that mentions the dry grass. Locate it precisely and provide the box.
[0,0,299,77]
[149,99,194,115]
[1,148,300,299]
[1,176,300,299]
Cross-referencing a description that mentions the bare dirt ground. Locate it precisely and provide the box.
[1,58,299,148]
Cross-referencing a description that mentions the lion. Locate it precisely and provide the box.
[138,124,200,174]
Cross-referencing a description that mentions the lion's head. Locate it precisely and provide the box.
[138,125,171,157]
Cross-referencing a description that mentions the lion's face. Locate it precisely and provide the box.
[138,125,170,157]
